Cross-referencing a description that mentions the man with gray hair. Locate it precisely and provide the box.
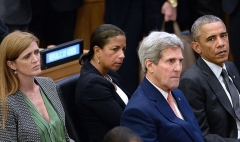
[179,15,240,141]
[121,31,204,142]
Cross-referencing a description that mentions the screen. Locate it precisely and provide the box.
[46,44,80,63]
[40,39,83,70]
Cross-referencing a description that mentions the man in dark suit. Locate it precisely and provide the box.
[104,0,189,94]
[187,0,240,73]
[121,31,204,142]
[179,15,240,141]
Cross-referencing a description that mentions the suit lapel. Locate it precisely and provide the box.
[197,58,236,118]
[83,61,130,109]
[172,91,191,121]
[14,91,40,140]
[111,76,131,98]
[35,77,65,122]
[140,78,175,119]
[226,63,240,92]
[171,90,198,141]
[141,78,197,141]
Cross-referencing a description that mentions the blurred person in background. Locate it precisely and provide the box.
[104,0,190,94]
[0,0,31,32]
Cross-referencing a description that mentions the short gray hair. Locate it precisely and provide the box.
[138,31,184,73]
[191,15,226,41]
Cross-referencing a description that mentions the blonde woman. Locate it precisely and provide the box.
[0,31,73,142]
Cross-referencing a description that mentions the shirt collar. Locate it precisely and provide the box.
[202,57,227,79]
[146,77,168,100]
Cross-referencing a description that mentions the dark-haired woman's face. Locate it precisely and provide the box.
[98,35,126,71]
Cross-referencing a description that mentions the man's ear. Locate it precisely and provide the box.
[145,59,154,73]
[7,61,16,70]
[191,41,202,54]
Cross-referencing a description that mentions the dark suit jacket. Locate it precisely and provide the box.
[121,77,204,142]
[0,77,72,142]
[75,60,131,142]
[179,57,240,142]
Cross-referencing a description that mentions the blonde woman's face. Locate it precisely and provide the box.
[11,41,41,78]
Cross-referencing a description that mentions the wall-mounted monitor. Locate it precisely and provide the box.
[40,39,83,70]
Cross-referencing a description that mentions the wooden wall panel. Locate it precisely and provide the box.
[74,0,105,50]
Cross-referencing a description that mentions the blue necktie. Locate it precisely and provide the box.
[221,69,240,120]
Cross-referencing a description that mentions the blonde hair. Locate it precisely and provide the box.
[0,31,39,128]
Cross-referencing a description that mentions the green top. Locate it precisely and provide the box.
[23,88,66,142]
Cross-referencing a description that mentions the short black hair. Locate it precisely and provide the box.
[104,126,143,142]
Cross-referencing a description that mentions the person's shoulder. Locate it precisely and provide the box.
[172,88,193,104]
[80,62,106,81]
[181,62,203,79]
[226,61,238,69]
[35,77,56,87]
[77,72,112,92]
[80,72,105,83]
[125,87,151,109]
[108,70,121,80]
[225,61,240,75]
[181,68,198,80]
[172,88,186,96]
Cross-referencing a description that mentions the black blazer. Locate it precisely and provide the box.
[179,57,240,142]
[75,60,131,142]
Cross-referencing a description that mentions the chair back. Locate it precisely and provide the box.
[56,74,89,142]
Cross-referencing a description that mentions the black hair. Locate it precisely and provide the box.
[79,24,125,65]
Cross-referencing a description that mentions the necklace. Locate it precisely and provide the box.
[104,74,113,82]
[104,74,117,90]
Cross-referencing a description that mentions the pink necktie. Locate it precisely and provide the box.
[167,92,180,118]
